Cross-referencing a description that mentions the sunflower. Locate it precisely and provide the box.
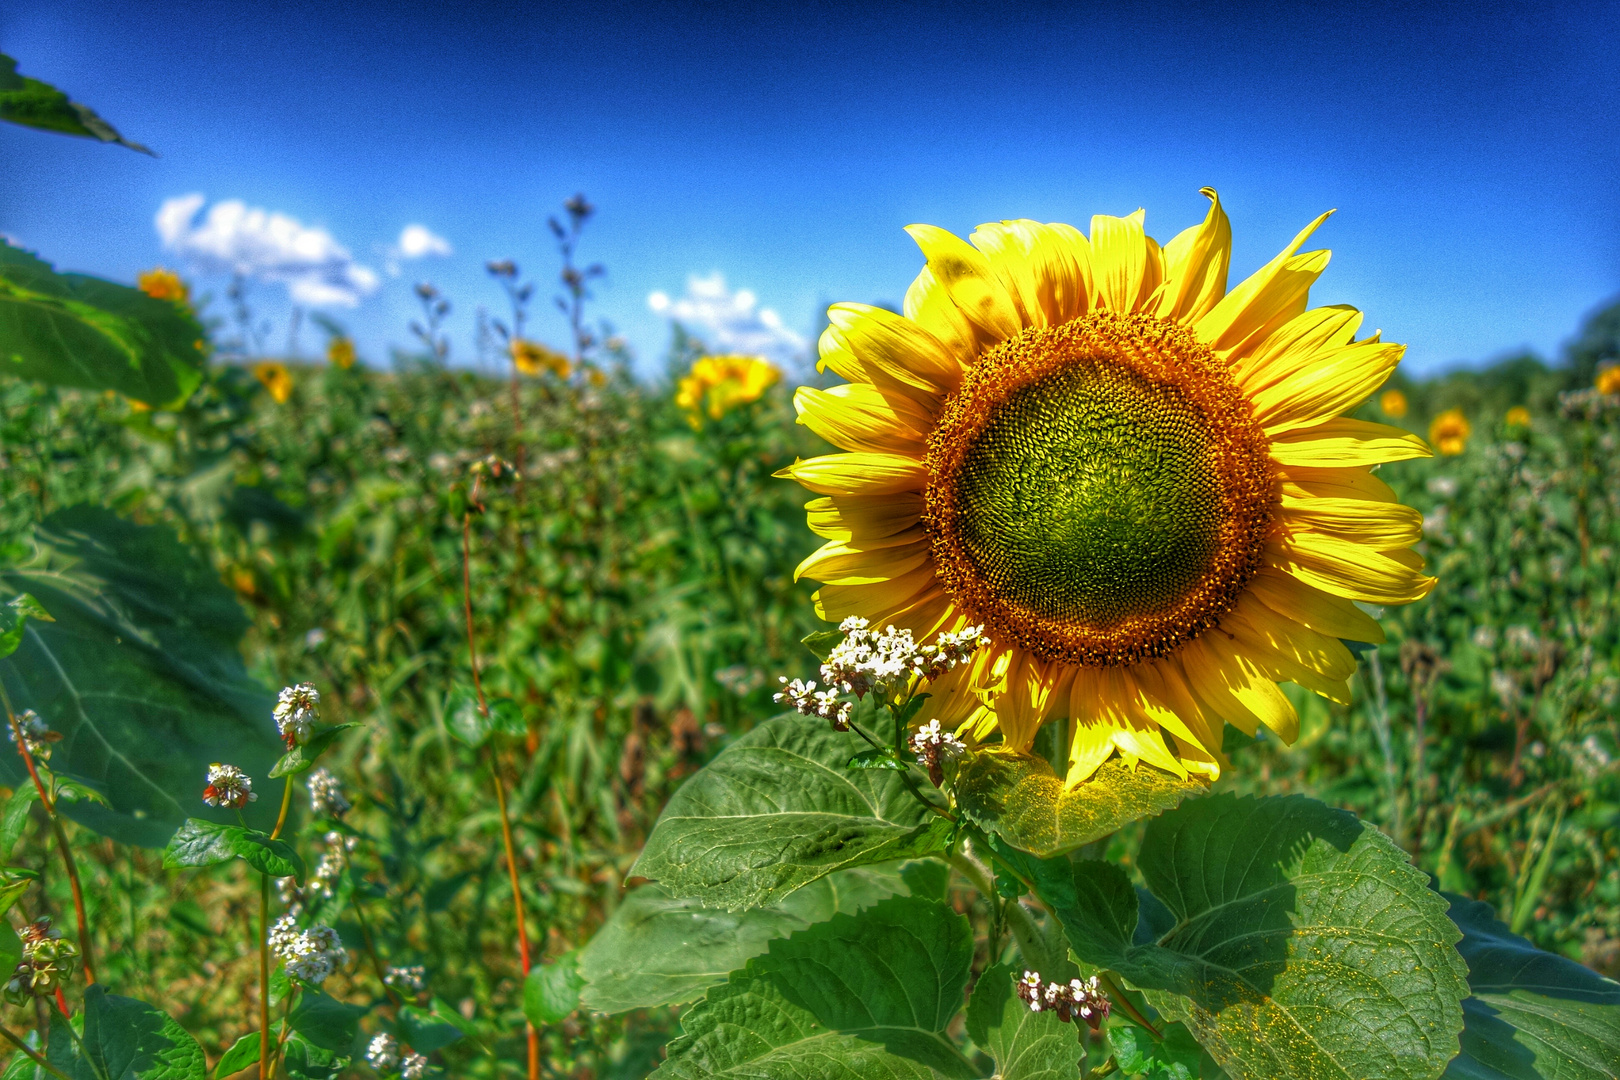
[327,336,357,370]
[511,339,572,379]
[1379,389,1408,419]
[779,190,1435,785]
[676,355,780,427]
[1596,365,1620,396]
[137,267,189,305]
[253,361,293,404]
[1429,408,1470,456]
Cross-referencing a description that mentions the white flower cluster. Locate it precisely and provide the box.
[1015,970,1109,1027]
[367,1033,400,1071]
[308,768,351,817]
[774,619,990,729]
[910,719,967,783]
[309,831,359,901]
[203,763,257,808]
[385,965,427,994]
[269,916,346,984]
[8,710,56,761]
[402,1053,428,1079]
[274,683,320,748]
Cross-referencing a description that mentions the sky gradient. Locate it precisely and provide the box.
[2,0,1618,376]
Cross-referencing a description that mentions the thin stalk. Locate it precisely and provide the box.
[0,1019,74,1080]
[270,778,294,842]
[340,847,403,1009]
[1,689,96,986]
[259,873,271,1080]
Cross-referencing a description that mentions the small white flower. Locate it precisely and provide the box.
[203,763,257,808]
[7,710,56,761]
[274,683,321,748]
[366,1032,401,1071]
[401,1052,428,1079]
[385,965,427,994]
[308,768,352,818]
[270,919,346,985]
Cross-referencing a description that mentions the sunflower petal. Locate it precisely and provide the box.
[1178,636,1298,742]
[1154,187,1231,323]
[794,528,929,584]
[1089,210,1164,313]
[904,225,1023,341]
[805,492,924,541]
[826,303,963,395]
[904,264,983,365]
[1066,713,1117,788]
[1267,533,1437,605]
[1223,593,1358,697]
[813,562,939,622]
[794,383,931,454]
[996,652,1071,751]
[1247,567,1386,644]
[1268,418,1432,467]
[1279,495,1424,549]
[1232,305,1364,390]
[1252,340,1407,435]
[969,221,1043,327]
[1197,210,1333,355]
[971,220,1095,329]
[1277,465,1398,503]
[775,452,927,495]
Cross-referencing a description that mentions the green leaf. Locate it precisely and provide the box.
[287,990,365,1053]
[962,962,1082,1080]
[268,724,359,779]
[0,243,206,407]
[0,507,282,846]
[0,594,50,660]
[574,863,908,1014]
[0,784,38,863]
[446,693,524,748]
[1442,892,1620,1080]
[848,748,906,770]
[0,877,30,919]
[279,1036,343,1080]
[525,951,584,1024]
[0,54,153,153]
[399,1003,464,1053]
[48,985,205,1080]
[629,710,952,910]
[954,749,1206,859]
[652,895,976,1080]
[1109,1022,1203,1080]
[211,1033,260,1079]
[1049,794,1470,1080]
[801,629,844,661]
[0,919,19,982]
[162,819,305,883]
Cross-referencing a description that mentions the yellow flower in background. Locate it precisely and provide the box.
[253,361,293,404]
[137,267,189,304]
[511,339,572,379]
[1379,389,1408,419]
[1429,408,1471,455]
[780,189,1434,785]
[676,355,780,427]
[586,365,608,388]
[1504,406,1531,428]
[1597,365,1620,396]
[327,337,357,370]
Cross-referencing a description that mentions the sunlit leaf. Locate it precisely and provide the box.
[0,54,153,153]
[962,962,1082,1079]
[47,986,205,1080]
[162,818,304,883]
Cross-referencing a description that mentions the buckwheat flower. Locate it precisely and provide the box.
[367,1033,401,1072]
[203,763,257,808]
[308,768,351,818]
[1016,970,1045,1012]
[8,709,59,762]
[270,919,346,985]
[401,1052,428,1079]
[1013,970,1109,1028]
[910,719,967,785]
[274,683,321,748]
[385,965,427,994]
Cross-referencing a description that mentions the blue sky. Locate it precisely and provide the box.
[2,0,1617,376]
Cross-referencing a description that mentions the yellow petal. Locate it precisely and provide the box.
[903,264,982,366]
[1197,210,1333,355]
[1232,305,1364,390]
[1065,715,1117,788]
[1279,495,1423,549]
[805,492,924,540]
[1268,418,1433,467]
[817,328,942,406]
[1221,596,1356,704]
[969,221,1043,327]
[1267,533,1437,605]
[775,452,927,495]
[827,303,964,395]
[1089,209,1163,313]
[995,652,1071,750]
[1252,340,1407,435]
[813,561,939,622]
[1153,188,1231,323]
[1132,660,1224,755]
[970,220,1095,329]
[794,383,931,454]
[1178,636,1297,742]
[904,225,1023,341]
[1246,567,1385,644]
[794,528,930,584]
[1277,464,1398,504]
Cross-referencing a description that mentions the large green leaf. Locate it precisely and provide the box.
[0,507,281,846]
[47,986,205,1080]
[211,1034,260,1079]
[162,819,305,882]
[963,962,1082,1079]
[0,241,204,407]
[955,749,1206,858]
[629,709,952,910]
[0,54,153,153]
[1442,893,1620,1080]
[1050,794,1470,1080]
[652,895,976,1079]
[287,990,365,1053]
[562,862,910,1015]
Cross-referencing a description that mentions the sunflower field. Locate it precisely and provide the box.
[1,56,1618,1080]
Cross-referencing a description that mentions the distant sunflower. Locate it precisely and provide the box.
[137,267,189,305]
[1429,408,1470,456]
[676,355,780,427]
[253,361,293,404]
[780,190,1435,784]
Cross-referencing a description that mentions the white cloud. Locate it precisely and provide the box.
[155,193,380,307]
[647,272,806,362]
[396,224,452,260]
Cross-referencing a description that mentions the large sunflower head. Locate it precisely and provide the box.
[779,190,1434,786]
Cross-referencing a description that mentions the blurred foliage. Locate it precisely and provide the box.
[0,280,1616,1075]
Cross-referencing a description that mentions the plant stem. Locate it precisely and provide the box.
[1096,972,1161,1039]
[270,777,293,842]
[339,847,403,1009]
[259,873,271,1080]
[1,690,96,986]
[0,1019,74,1080]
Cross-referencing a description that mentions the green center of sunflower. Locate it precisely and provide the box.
[924,312,1274,667]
